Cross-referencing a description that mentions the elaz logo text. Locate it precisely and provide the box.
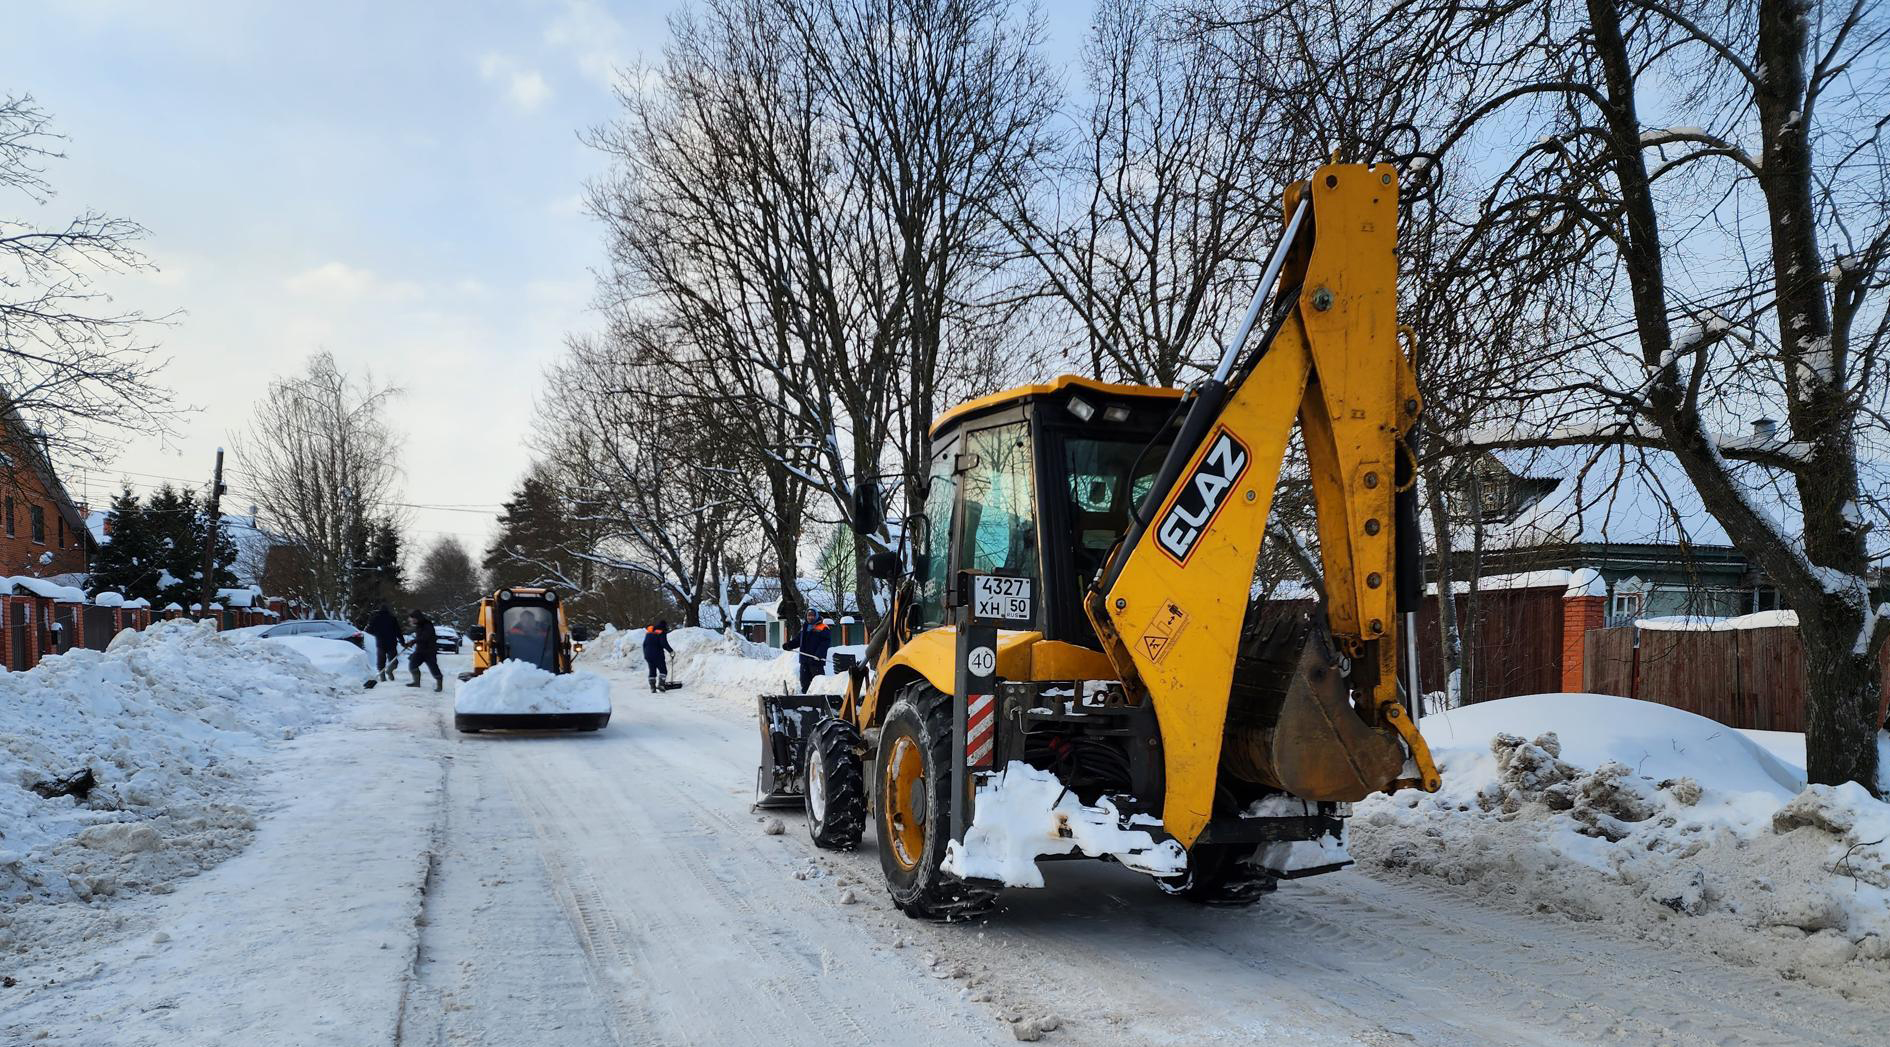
[1155,428,1251,563]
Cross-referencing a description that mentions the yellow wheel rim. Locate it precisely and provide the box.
[884,734,926,871]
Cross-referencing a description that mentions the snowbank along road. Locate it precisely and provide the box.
[9,634,1890,1046]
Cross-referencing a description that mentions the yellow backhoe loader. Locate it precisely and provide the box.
[758,163,1440,918]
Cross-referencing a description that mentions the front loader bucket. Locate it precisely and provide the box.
[1222,628,1405,802]
[755,693,832,808]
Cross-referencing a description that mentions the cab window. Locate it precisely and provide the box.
[501,605,559,670]
[954,422,1038,606]
[917,443,957,627]
[1064,433,1171,593]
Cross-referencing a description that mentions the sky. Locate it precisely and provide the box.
[10,1,673,557]
[11,1,1089,564]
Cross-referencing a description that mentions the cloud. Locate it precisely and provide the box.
[479,52,552,111]
[284,262,422,302]
[543,0,627,87]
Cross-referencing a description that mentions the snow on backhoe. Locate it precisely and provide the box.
[758,163,1441,918]
[455,586,608,733]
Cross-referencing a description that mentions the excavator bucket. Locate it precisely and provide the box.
[1221,624,1405,800]
[755,693,831,808]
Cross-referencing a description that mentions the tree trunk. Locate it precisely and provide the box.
[1802,606,1885,792]
[1423,468,1463,709]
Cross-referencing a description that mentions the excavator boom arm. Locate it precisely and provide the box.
[1088,163,1441,849]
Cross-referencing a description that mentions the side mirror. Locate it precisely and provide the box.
[570,625,591,642]
[851,481,884,536]
[467,625,487,642]
[868,550,902,580]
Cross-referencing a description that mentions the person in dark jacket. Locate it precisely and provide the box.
[406,610,442,692]
[366,603,402,682]
[643,620,674,692]
[783,609,832,693]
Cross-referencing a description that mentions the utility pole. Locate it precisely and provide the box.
[199,448,226,620]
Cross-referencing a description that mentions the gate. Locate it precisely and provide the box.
[54,604,78,654]
[84,605,117,651]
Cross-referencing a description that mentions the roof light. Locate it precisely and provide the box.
[1102,404,1131,423]
[1066,396,1096,422]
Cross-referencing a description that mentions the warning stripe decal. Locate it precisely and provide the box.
[966,693,995,768]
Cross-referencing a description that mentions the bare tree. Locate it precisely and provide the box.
[536,328,763,628]
[409,536,486,626]
[1000,0,1277,385]
[1,94,173,464]
[1195,0,1890,786]
[587,0,1054,626]
[236,352,403,618]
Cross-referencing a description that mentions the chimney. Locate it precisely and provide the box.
[1751,418,1779,441]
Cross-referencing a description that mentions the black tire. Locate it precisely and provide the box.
[805,718,867,850]
[1157,844,1278,906]
[876,685,999,921]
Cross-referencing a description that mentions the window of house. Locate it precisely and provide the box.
[57,516,65,548]
[29,504,45,544]
[4,496,12,537]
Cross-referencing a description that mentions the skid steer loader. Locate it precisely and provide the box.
[758,163,1440,918]
[456,586,604,732]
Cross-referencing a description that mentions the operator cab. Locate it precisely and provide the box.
[916,376,1185,648]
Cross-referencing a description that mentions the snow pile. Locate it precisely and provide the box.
[0,620,353,961]
[942,761,1186,886]
[582,625,814,699]
[455,659,611,715]
[1354,693,1890,992]
[262,635,374,679]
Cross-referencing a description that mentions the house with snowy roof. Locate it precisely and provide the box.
[1436,437,1889,625]
[702,576,865,647]
[0,404,93,583]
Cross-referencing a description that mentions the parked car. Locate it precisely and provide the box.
[254,619,367,648]
[400,625,463,653]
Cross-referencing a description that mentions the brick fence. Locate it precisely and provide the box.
[0,592,303,672]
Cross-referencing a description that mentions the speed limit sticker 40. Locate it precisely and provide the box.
[967,645,997,677]
[972,575,1033,622]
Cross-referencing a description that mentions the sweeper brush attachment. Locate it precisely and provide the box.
[756,693,833,808]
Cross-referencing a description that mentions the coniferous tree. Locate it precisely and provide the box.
[86,486,162,601]
[142,483,240,608]
[345,514,406,622]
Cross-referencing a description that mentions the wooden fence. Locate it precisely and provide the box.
[1583,624,1890,731]
[1257,582,1570,705]
[1414,585,1567,704]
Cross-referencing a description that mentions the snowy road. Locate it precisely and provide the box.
[403,667,1888,1047]
[12,661,1888,1046]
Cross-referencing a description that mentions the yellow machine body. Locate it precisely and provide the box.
[844,163,1438,861]
[469,586,578,677]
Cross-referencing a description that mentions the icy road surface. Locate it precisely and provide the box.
[12,659,1889,1046]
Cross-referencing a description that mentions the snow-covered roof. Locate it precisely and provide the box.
[1465,445,1889,560]
[3,576,88,601]
[217,585,263,608]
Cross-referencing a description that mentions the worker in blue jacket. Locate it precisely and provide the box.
[643,620,674,692]
[783,608,832,693]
